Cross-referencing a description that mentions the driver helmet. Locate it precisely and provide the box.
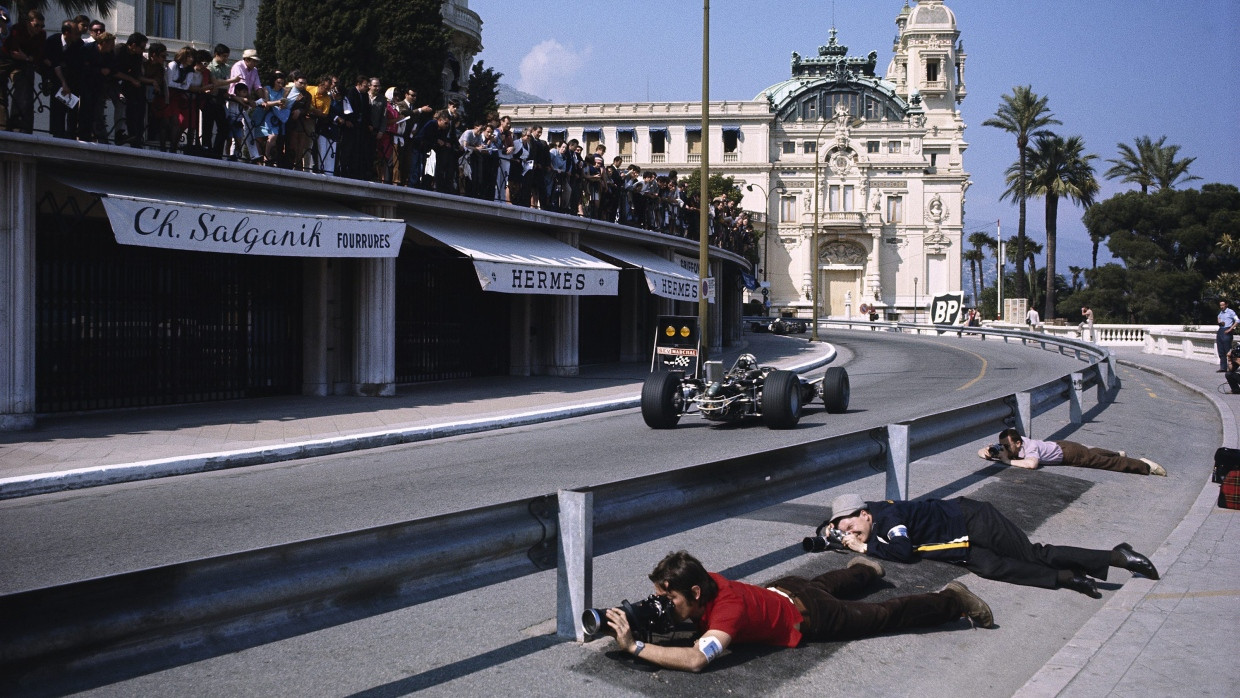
[735,354,758,371]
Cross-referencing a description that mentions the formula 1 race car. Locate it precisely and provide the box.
[640,353,849,429]
[745,317,808,335]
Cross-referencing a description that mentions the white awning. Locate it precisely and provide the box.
[583,239,712,303]
[406,216,619,296]
[52,174,405,258]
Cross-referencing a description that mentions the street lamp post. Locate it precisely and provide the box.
[745,182,778,316]
[697,0,710,364]
[913,277,919,324]
[810,119,833,342]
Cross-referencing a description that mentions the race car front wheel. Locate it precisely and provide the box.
[641,371,684,428]
[763,370,802,429]
[822,366,850,413]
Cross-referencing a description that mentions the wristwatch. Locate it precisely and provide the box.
[633,640,646,657]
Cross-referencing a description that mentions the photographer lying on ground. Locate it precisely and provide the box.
[597,550,993,673]
[978,428,1166,476]
[825,493,1159,598]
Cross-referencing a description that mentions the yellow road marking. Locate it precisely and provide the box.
[921,341,988,391]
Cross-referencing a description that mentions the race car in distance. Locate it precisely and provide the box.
[746,317,808,335]
[640,353,849,429]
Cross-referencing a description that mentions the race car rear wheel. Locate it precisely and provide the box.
[822,366,850,413]
[641,371,684,428]
[763,370,802,429]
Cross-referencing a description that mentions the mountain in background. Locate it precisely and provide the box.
[497,83,550,105]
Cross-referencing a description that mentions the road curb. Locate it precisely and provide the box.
[1015,356,1236,696]
[0,345,836,500]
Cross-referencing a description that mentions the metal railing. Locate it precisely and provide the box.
[0,323,1114,689]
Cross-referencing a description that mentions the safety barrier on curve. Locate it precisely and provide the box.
[0,324,1116,691]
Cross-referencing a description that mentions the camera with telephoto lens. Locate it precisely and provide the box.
[988,443,1003,457]
[581,594,677,641]
[802,526,848,553]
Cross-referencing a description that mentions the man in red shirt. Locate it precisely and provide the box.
[603,550,992,672]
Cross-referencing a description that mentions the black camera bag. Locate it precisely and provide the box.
[1213,447,1240,484]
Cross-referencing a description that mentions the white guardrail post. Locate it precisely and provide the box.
[556,489,593,641]
[1016,391,1033,438]
[885,423,911,500]
[1096,360,1111,403]
[1069,372,1085,424]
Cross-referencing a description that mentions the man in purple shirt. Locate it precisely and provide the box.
[979,428,1165,476]
[229,48,262,98]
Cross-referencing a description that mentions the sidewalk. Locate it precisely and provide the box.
[1017,347,1240,696]
[0,333,835,498]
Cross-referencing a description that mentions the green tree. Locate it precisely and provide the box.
[683,171,742,204]
[1082,184,1240,322]
[464,60,502,125]
[983,86,1060,300]
[1206,273,1240,306]
[1104,136,1201,195]
[1022,134,1099,319]
[255,0,448,107]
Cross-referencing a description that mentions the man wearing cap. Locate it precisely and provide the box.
[825,493,1159,598]
[601,550,993,673]
[978,428,1166,476]
[229,48,263,99]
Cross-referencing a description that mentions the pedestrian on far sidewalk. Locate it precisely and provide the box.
[1217,299,1238,373]
[1026,307,1040,329]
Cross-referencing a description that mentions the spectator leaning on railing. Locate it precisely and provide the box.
[0,16,760,258]
[2,9,46,134]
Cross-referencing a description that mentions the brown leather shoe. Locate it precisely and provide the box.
[846,555,885,578]
[941,581,994,628]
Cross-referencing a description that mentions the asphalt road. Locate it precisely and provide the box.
[66,361,1210,698]
[0,332,1098,593]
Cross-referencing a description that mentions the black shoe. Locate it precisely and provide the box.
[1061,574,1101,598]
[1114,543,1160,580]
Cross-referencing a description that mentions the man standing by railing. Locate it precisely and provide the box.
[1081,305,1095,342]
[1217,299,1238,373]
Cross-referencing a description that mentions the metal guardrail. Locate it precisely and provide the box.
[0,323,1115,690]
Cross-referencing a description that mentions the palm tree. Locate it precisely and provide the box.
[1089,229,1106,270]
[1023,134,1099,319]
[22,1,114,17]
[1104,135,1201,194]
[1068,265,1083,292]
[984,86,1060,300]
[1149,141,1201,191]
[962,248,983,305]
[967,230,996,305]
[1004,237,1043,313]
[1103,135,1158,194]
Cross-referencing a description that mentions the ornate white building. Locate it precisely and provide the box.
[507,0,969,319]
[89,0,482,102]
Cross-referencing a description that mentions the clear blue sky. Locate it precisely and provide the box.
[469,0,1239,274]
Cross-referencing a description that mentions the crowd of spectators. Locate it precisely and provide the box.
[0,9,757,258]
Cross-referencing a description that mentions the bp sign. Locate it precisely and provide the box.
[930,292,965,325]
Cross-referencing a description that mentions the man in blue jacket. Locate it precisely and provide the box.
[825,493,1159,598]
